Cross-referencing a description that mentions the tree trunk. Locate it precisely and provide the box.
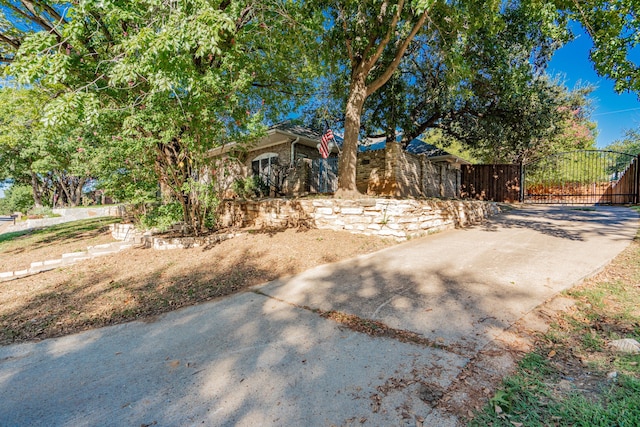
[74,177,86,206]
[30,171,43,208]
[336,73,368,197]
[57,175,76,207]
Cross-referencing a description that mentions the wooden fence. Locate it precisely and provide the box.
[461,164,521,203]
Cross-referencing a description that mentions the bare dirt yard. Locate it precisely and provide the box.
[0,221,396,345]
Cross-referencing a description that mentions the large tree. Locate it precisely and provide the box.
[319,0,447,196]
[4,0,319,233]
[317,0,588,164]
[317,0,638,193]
[0,86,101,207]
[360,1,570,144]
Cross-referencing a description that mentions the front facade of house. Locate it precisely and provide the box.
[208,123,338,197]
[209,123,469,199]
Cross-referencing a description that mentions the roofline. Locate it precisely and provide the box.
[206,128,321,157]
[426,154,471,164]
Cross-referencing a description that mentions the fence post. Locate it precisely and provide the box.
[636,155,640,204]
[519,162,525,203]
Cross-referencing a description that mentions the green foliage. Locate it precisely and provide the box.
[232,175,269,199]
[311,0,596,182]
[316,0,441,192]
[564,0,640,94]
[472,353,640,426]
[3,0,319,233]
[140,202,184,232]
[0,86,103,207]
[606,128,640,156]
[0,184,33,215]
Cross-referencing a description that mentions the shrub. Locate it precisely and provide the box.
[0,185,34,215]
[232,175,269,199]
[139,202,184,232]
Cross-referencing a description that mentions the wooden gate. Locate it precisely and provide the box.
[461,164,521,202]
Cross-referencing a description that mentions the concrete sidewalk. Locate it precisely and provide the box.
[0,206,637,426]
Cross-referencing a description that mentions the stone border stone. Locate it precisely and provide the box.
[109,223,240,249]
[0,241,133,282]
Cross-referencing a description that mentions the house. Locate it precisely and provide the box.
[357,134,470,198]
[207,123,338,197]
[209,123,469,198]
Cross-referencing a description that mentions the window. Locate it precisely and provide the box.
[251,153,279,185]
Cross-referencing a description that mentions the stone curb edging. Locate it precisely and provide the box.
[0,241,134,283]
[109,223,240,250]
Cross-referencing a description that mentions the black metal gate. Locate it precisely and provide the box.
[311,158,338,193]
[522,150,640,204]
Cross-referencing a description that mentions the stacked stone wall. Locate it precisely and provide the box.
[356,149,388,194]
[220,198,498,240]
[389,143,423,198]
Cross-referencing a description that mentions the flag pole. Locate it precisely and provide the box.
[324,120,341,156]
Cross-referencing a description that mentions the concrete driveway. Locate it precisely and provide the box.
[0,205,637,426]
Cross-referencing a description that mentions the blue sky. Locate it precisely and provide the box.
[547,24,640,148]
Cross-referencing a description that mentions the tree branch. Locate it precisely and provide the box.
[338,5,353,63]
[366,8,429,96]
[0,32,21,50]
[363,0,403,70]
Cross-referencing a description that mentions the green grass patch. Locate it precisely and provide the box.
[0,217,121,252]
[471,216,640,426]
[471,354,640,427]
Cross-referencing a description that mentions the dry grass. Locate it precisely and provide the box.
[0,225,396,345]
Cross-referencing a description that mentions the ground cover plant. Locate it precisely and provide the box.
[470,210,640,426]
[0,219,395,345]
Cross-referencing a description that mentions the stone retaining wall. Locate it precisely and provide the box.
[109,223,238,250]
[220,198,499,240]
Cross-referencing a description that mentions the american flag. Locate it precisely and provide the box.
[319,128,333,159]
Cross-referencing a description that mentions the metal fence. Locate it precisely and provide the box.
[523,151,639,204]
[461,151,640,205]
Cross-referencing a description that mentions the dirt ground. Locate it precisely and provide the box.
[0,226,396,345]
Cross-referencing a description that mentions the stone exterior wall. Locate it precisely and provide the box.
[295,144,320,160]
[354,143,461,198]
[282,158,311,195]
[356,149,387,194]
[209,157,244,198]
[212,140,464,199]
[220,198,499,240]
[422,160,461,198]
[390,143,422,198]
[247,144,292,168]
